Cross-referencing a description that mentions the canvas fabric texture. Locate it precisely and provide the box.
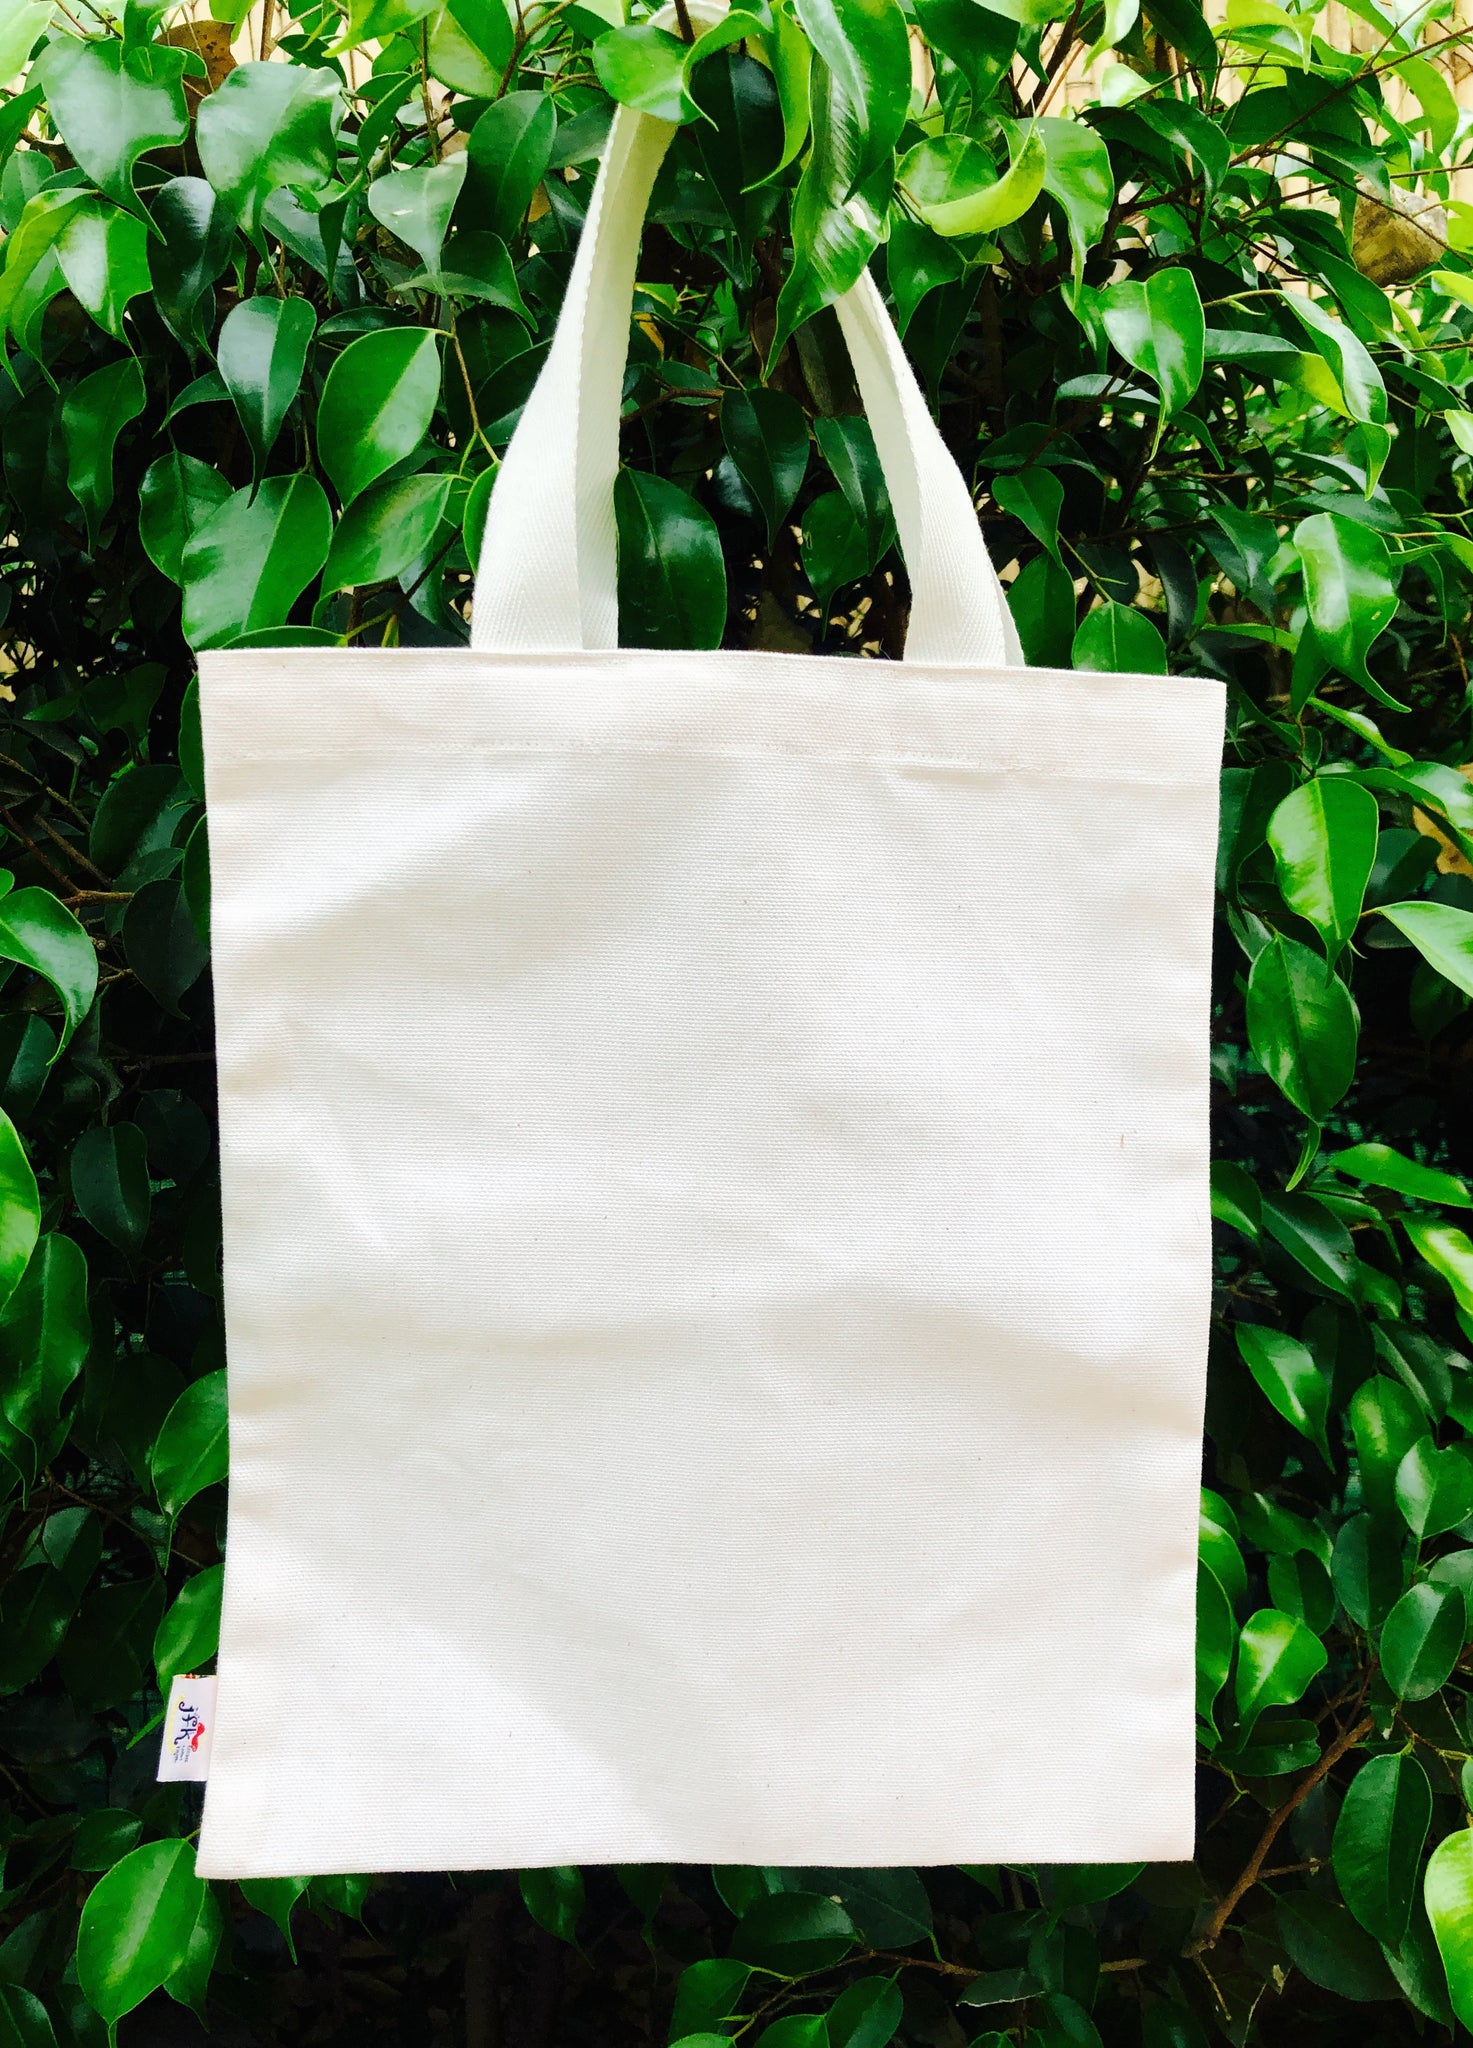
[193,45,1226,1878]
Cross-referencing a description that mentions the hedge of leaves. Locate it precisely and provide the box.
[4,0,1473,2034]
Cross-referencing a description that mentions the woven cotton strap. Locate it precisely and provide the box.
[471,4,1023,666]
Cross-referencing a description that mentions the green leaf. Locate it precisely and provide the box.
[1072,600,1166,674]
[732,1892,857,1974]
[70,1123,150,1259]
[793,1869,930,1946]
[150,1369,228,1519]
[1233,1607,1327,1736]
[150,175,234,350]
[769,50,890,360]
[140,452,232,586]
[196,61,342,240]
[615,469,726,650]
[464,91,558,245]
[1425,1828,1473,2032]
[335,0,437,49]
[792,0,910,197]
[55,199,152,340]
[1197,1560,1234,1723]
[0,0,50,80]
[0,1108,38,1318]
[1402,1214,1473,1317]
[669,1959,752,2040]
[429,0,517,94]
[123,877,209,1019]
[801,490,870,618]
[1245,934,1358,1121]
[0,1234,88,1479]
[1395,1439,1473,1540]
[1275,1893,1399,2003]
[827,1977,903,2048]
[76,1838,207,2031]
[899,126,1045,237]
[1328,1141,1472,1207]
[911,0,1016,103]
[240,1878,309,1961]
[593,23,697,120]
[1267,777,1379,958]
[367,156,467,286]
[519,1867,584,1944]
[317,328,440,507]
[722,388,808,546]
[1100,268,1205,421]
[154,1563,224,1681]
[182,473,332,650]
[0,887,98,1052]
[217,296,316,486]
[323,472,453,594]
[1007,552,1075,667]
[1036,116,1113,296]
[1379,1580,1464,1701]
[73,1812,144,1875]
[1295,512,1403,705]
[1236,1323,1330,1457]
[992,465,1063,567]
[1350,1376,1426,1522]
[62,358,147,552]
[1333,1752,1432,1948]
[35,36,189,213]
[1377,900,1473,1000]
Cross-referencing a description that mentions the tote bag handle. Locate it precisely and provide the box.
[470,3,1024,667]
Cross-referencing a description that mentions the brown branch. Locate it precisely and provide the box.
[1186,1712,1375,1954]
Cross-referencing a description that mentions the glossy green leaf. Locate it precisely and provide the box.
[1395,1438,1473,1539]
[1245,933,1358,1121]
[62,358,146,551]
[1236,1323,1330,1456]
[140,451,232,586]
[615,468,726,650]
[154,1563,224,1682]
[827,1976,903,2048]
[732,1892,857,1974]
[519,1866,584,1944]
[1350,1375,1426,1522]
[594,23,697,121]
[0,1233,88,1479]
[1295,512,1403,703]
[1333,1752,1432,1948]
[55,200,152,340]
[1036,116,1113,295]
[368,156,467,286]
[196,61,342,240]
[993,465,1063,567]
[1378,900,1473,1001]
[150,1369,228,1519]
[792,0,910,197]
[217,296,316,486]
[0,887,98,1052]
[150,175,234,350]
[1328,1142,1472,1208]
[769,50,890,360]
[1380,1580,1464,1700]
[800,489,870,618]
[123,877,209,1019]
[1267,777,1379,958]
[900,126,1045,238]
[1402,1215,1473,1317]
[1234,1607,1327,1736]
[1072,600,1166,674]
[429,0,517,93]
[1196,1560,1234,1722]
[35,36,189,213]
[70,1123,150,1259]
[182,473,333,650]
[1007,552,1075,667]
[76,1838,207,2030]
[464,91,558,244]
[1425,1828,1473,2032]
[1100,268,1205,421]
[722,388,808,545]
[323,472,454,595]
[240,1878,309,1962]
[669,1959,752,2040]
[317,328,441,507]
[0,1108,38,1318]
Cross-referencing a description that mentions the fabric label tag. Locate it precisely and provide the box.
[157,1674,217,1782]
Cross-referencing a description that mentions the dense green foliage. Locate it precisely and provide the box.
[3,0,1473,2034]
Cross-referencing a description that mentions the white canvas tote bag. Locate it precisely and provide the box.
[193,59,1226,1878]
